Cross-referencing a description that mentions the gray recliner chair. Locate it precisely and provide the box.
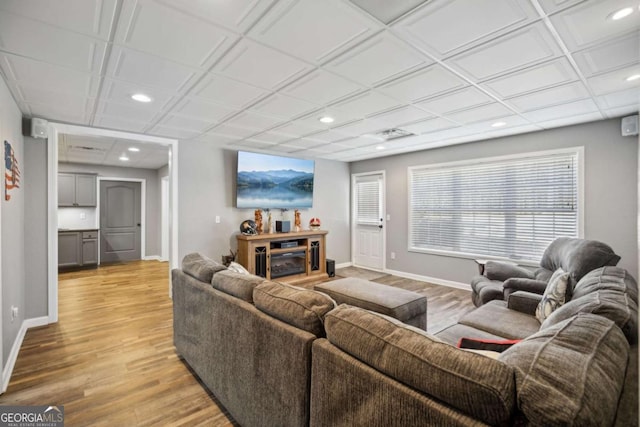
[470,237,621,307]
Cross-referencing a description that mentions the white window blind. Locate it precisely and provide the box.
[356,180,381,225]
[408,150,580,262]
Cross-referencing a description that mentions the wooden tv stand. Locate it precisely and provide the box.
[236,230,328,285]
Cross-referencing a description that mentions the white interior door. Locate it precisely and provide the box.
[353,172,385,270]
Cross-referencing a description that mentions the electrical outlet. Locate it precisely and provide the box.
[386,214,391,221]
[80,212,86,220]
[215,216,221,224]
[390,252,396,260]
[11,306,18,322]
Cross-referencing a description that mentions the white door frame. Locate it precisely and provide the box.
[351,170,386,271]
[97,177,146,263]
[47,123,179,323]
[161,176,169,261]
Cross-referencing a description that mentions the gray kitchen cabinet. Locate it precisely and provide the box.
[58,230,98,268]
[58,232,81,267]
[58,173,97,207]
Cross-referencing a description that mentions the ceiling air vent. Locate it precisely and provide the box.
[373,128,415,141]
[69,145,108,153]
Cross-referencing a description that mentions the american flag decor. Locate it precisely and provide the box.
[4,140,20,201]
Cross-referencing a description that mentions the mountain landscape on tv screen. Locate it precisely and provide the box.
[237,169,314,208]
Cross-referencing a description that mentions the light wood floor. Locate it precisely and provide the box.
[0,261,475,426]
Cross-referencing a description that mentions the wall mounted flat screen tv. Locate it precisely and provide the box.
[236,151,314,209]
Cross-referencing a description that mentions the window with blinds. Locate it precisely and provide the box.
[355,179,381,225]
[408,149,581,262]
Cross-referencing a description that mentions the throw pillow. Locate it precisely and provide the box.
[227,261,251,275]
[535,268,570,323]
[457,337,521,353]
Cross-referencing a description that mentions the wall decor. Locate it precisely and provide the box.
[4,140,20,201]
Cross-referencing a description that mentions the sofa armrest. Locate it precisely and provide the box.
[507,291,542,315]
[484,261,535,282]
[503,277,548,300]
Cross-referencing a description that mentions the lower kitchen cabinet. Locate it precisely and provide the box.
[58,230,98,268]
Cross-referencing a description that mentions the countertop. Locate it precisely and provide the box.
[58,228,99,232]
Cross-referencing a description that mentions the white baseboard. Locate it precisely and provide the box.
[1,316,49,393]
[384,268,470,291]
[143,255,162,261]
[335,262,353,269]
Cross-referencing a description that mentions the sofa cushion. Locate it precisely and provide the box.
[499,313,629,427]
[540,237,620,284]
[535,268,569,323]
[459,300,541,340]
[541,290,638,344]
[211,270,264,303]
[573,266,638,304]
[325,304,516,426]
[182,252,226,283]
[484,261,534,281]
[253,281,336,337]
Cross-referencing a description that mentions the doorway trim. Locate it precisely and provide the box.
[47,123,179,323]
[97,177,146,263]
[351,170,386,272]
[161,176,169,261]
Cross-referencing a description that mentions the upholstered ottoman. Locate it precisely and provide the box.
[315,277,427,330]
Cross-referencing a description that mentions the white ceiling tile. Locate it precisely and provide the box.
[336,136,379,148]
[250,0,380,63]
[149,125,202,139]
[326,32,427,86]
[158,114,216,132]
[535,112,605,129]
[0,0,117,39]
[96,100,160,123]
[163,0,276,33]
[596,88,640,109]
[445,103,515,124]
[29,104,88,124]
[303,129,352,143]
[0,12,106,73]
[197,132,242,145]
[107,47,200,92]
[376,64,467,102]
[538,0,585,15]
[247,131,294,144]
[483,58,579,98]
[190,74,269,108]
[604,105,639,117]
[522,99,600,121]
[116,0,238,68]
[482,124,543,139]
[573,33,640,77]
[331,119,387,137]
[0,53,100,97]
[331,91,401,118]
[214,39,310,90]
[171,97,237,122]
[281,70,364,105]
[416,87,493,115]
[400,117,459,134]
[94,116,148,132]
[267,144,302,153]
[224,111,282,131]
[280,138,323,149]
[506,81,591,111]
[367,105,432,127]
[550,0,640,51]
[18,85,92,114]
[250,93,318,119]
[587,65,640,95]
[237,139,278,150]
[272,121,323,137]
[210,123,260,138]
[395,0,538,57]
[299,142,347,154]
[447,23,563,81]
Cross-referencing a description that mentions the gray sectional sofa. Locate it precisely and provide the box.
[173,253,638,426]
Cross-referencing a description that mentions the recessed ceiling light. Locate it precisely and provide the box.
[131,93,152,103]
[491,121,507,128]
[376,145,385,150]
[609,7,633,20]
[626,74,640,81]
[128,147,140,152]
[319,116,334,124]
[119,155,130,161]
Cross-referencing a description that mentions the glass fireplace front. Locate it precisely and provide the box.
[270,250,306,279]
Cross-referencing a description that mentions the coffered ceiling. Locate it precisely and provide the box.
[0,0,638,162]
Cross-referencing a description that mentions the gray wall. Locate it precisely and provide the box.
[1,76,25,365]
[58,162,162,257]
[24,137,48,318]
[178,141,351,265]
[351,118,639,284]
